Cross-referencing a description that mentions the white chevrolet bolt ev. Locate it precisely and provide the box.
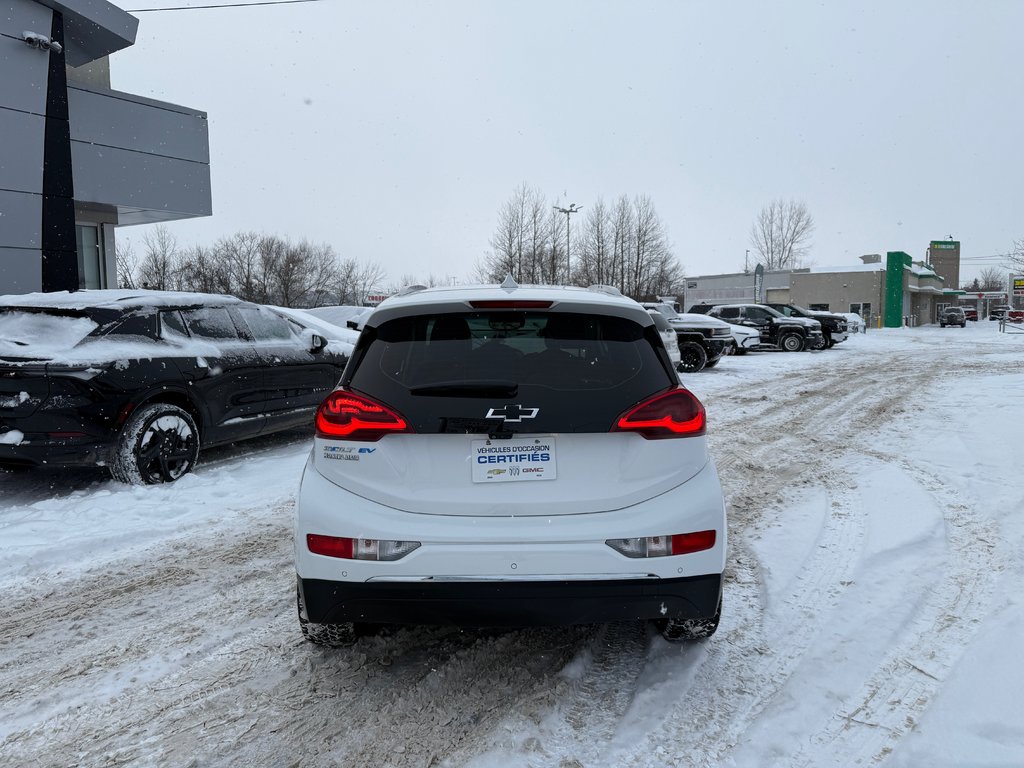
[294,281,727,645]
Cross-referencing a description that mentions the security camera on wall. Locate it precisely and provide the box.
[22,31,61,53]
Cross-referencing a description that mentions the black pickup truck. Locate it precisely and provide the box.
[705,303,823,352]
[642,303,734,371]
[764,303,849,348]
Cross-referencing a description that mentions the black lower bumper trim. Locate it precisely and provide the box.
[299,573,723,627]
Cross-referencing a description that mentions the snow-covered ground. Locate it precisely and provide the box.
[2,322,1023,767]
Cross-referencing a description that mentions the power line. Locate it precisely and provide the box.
[127,0,325,12]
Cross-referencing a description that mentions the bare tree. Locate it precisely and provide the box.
[977,267,1007,292]
[1009,239,1024,275]
[485,186,682,298]
[483,184,556,284]
[749,199,815,270]
[334,258,387,307]
[136,225,179,290]
[116,240,139,289]
[575,199,613,286]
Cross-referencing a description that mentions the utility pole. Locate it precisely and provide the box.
[554,202,582,284]
[745,249,750,273]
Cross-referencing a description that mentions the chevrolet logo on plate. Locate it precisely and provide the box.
[485,404,539,422]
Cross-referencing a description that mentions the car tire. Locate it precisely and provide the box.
[780,333,804,352]
[110,403,200,485]
[826,338,836,348]
[676,341,708,372]
[655,595,722,642]
[297,589,357,647]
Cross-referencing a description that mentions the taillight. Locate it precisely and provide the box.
[612,387,706,438]
[306,534,420,561]
[606,530,716,558]
[315,389,412,441]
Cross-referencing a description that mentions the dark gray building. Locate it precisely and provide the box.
[1,0,211,294]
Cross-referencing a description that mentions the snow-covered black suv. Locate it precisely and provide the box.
[295,281,727,645]
[0,290,349,484]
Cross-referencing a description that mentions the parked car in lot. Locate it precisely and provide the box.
[1008,309,1024,323]
[989,304,1012,321]
[642,303,733,371]
[963,307,978,321]
[0,290,350,484]
[726,322,762,354]
[840,312,863,333]
[647,308,682,369]
[939,307,967,327]
[764,303,849,348]
[295,281,727,645]
[705,303,823,351]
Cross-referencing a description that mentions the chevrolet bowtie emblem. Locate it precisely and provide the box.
[485,405,539,422]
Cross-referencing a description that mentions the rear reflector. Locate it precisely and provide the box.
[607,530,716,558]
[316,389,412,441]
[612,387,706,438]
[306,534,420,561]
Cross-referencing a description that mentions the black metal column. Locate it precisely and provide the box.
[40,11,77,293]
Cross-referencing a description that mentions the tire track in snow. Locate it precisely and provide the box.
[789,452,1003,767]
[608,351,943,766]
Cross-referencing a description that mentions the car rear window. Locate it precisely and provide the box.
[347,311,674,434]
[0,309,100,357]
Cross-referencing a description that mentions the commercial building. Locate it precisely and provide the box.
[682,242,965,327]
[1,0,211,294]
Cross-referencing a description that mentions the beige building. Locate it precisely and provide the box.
[683,246,961,327]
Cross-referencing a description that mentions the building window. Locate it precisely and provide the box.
[76,224,106,289]
[809,303,830,311]
[850,302,872,319]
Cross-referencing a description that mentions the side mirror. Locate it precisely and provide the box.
[309,333,328,353]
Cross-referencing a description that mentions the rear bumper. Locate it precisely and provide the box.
[0,436,110,469]
[298,572,723,626]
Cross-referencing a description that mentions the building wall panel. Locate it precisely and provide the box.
[0,109,45,194]
[0,247,42,293]
[0,190,42,249]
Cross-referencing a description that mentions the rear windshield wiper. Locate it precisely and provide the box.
[410,380,518,398]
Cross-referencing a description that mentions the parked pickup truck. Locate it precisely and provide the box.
[764,303,849,348]
[642,303,734,371]
[705,303,823,352]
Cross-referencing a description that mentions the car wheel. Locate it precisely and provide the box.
[826,338,836,348]
[780,333,804,352]
[111,403,200,485]
[703,357,720,369]
[676,341,708,372]
[297,589,357,647]
[655,596,722,642]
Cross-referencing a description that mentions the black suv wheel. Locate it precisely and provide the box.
[780,332,804,352]
[111,403,200,485]
[676,341,708,372]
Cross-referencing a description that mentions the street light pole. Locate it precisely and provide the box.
[554,202,582,284]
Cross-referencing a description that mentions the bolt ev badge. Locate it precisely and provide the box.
[485,405,539,422]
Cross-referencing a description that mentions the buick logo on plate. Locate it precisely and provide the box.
[485,404,539,422]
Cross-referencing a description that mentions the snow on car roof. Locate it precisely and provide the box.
[0,289,242,310]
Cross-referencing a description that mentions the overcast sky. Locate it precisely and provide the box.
[113,0,1022,286]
